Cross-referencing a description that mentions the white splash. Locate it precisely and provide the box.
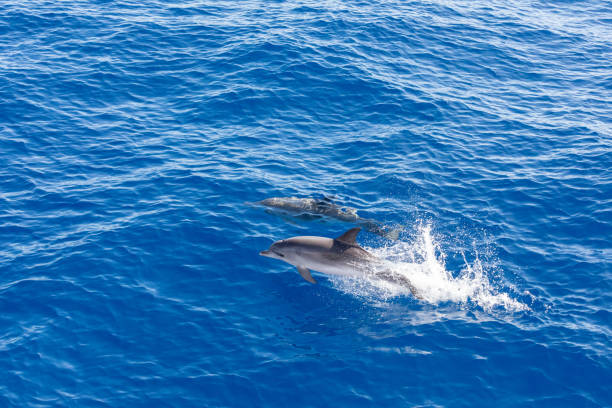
[330,225,528,312]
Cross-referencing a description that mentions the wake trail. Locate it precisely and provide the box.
[330,225,529,312]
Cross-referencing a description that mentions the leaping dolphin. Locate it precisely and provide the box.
[260,227,419,298]
[255,196,402,240]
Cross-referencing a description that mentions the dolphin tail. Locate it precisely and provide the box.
[381,227,402,241]
[360,221,403,241]
[376,270,421,299]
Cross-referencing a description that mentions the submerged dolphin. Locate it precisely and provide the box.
[260,227,418,297]
[256,196,401,240]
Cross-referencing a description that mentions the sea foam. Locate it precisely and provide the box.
[330,225,529,312]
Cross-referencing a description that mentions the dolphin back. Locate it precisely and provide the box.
[332,227,375,259]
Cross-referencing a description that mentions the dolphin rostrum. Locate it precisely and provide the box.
[260,227,419,297]
[256,196,402,240]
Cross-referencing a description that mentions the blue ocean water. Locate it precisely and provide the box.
[1,0,611,406]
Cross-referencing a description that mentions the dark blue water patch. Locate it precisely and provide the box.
[1,0,611,406]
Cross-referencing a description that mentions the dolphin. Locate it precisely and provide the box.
[260,227,419,297]
[255,196,401,240]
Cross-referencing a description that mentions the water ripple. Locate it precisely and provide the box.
[1,0,610,406]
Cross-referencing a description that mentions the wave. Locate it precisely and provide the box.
[330,225,529,312]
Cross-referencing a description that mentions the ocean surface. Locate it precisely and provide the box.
[1,0,611,406]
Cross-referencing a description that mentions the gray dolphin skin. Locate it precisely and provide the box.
[256,196,401,240]
[260,227,419,297]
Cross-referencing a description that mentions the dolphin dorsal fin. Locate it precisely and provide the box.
[336,227,361,244]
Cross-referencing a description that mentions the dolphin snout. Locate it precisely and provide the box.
[260,250,272,257]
